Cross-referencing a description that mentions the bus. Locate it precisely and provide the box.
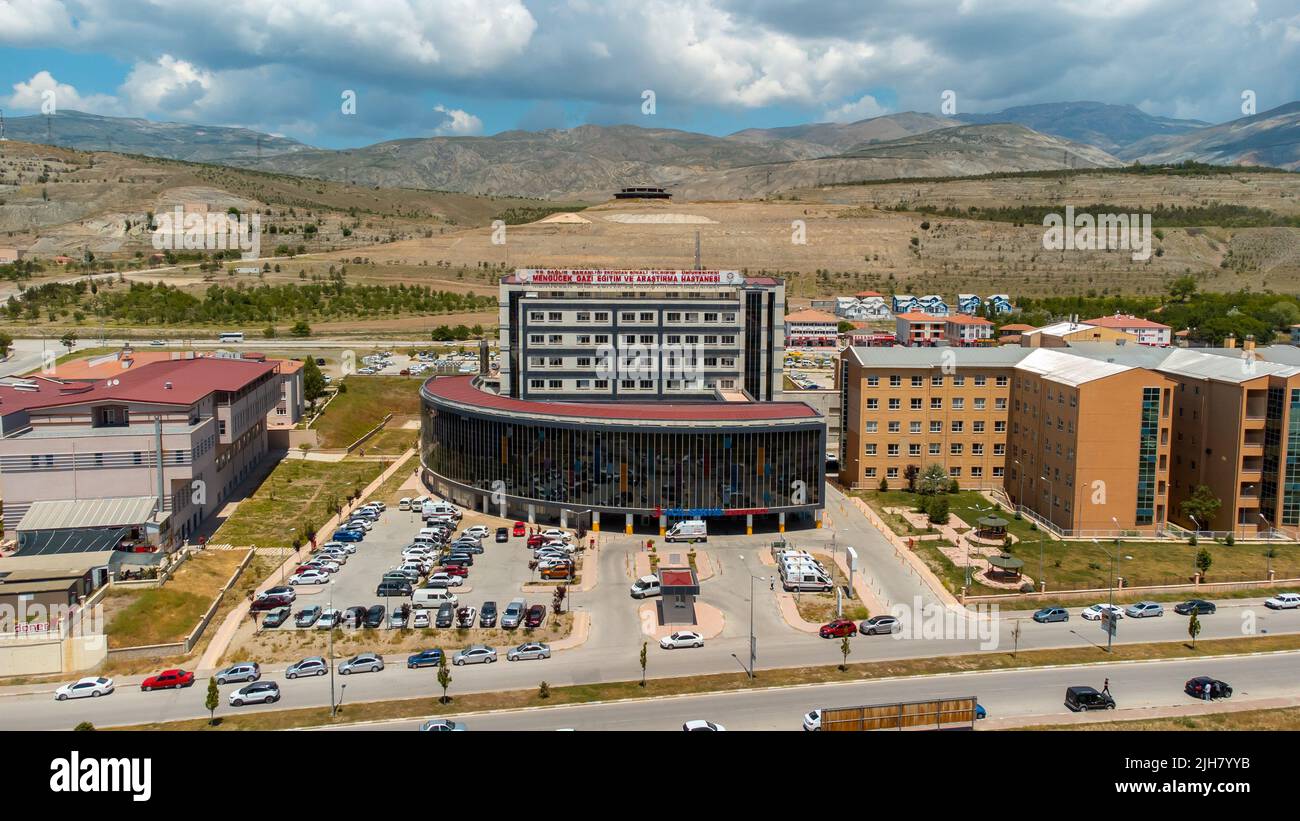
[217,332,245,344]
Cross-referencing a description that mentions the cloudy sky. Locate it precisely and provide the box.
[1,0,1298,147]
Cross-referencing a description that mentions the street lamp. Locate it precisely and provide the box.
[735,556,767,680]
[1012,458,1024,516]
[328,579,337,716]
[1093,538,1120,653]
[1258,513,1273,577]
[968,503,993,589]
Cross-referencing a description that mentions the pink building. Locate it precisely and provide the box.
[944,314,995,346]
[894,312,947,346]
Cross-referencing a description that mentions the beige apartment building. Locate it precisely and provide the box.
[840,347,1027,490]
[1005,348,1174,534]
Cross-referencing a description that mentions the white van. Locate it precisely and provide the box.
[665,519,707,543]
[782,570,833,592]
[781,560,825,579]
[412,588,458,609]
[629,575,661,599]
[398,498,412,511]
[422,501,461,521]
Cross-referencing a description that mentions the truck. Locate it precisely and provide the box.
[665,519,707,543]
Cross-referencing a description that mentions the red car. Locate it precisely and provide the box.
[141,669,194,691]
[513,521,526,537]
[819,619,857,639]
[438,564,469,577]
[251,594,293,611]
[527,534,545,548]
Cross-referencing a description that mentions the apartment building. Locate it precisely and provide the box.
[894,312,948,346]
[1082,313,1172,346]
[1005,348,1175,534]
[784,309,840,347]
[839,347,1027,489]
[0,357,280,547]
[944,314,995,346]
[499,269,784,401]
[1019,321,1137,348]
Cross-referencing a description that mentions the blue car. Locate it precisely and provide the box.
[1032,607,1069,623]
[332,528,364,542]
[975,703,987,720]
[407,648,444,669]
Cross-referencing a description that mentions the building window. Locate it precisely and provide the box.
[865,444,877,456]
[888,398,901,410]
[887,444,899,457]
[888,421,900,433]
[865,421,878,433]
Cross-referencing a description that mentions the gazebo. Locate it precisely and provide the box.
[975,516,1009,541]
[986,553,1024,579]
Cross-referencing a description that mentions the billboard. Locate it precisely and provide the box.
[514,269,745,287]
[821,696,980,731]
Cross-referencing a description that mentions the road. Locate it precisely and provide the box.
[328,652,1300,731]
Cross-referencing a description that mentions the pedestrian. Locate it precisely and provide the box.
[1102,677,1110,696]
[769,576,775,591]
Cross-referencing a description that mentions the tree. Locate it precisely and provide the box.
[552,585,567,614]
[919,463,948,495]
[903,464,920,493]
[73,721,95,731]
[878,477,889,493]
[1167,275,1197,303]
[0,331,12,359]
[1188,611,1202,650]
[838,635,852,671]
[926,495,950,525]
[837,320,855,334]
[301,357,327,403]
[263,325,278,338]
[639,641,648,687]
[437,654,452,704]
[1195,547,1213,580]
[59,330,77,354]
[205,677,220,726]
[538,681,551,699]
[1181,485,1221,529]
[290,320,312,337]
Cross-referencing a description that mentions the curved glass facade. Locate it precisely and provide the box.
[421,385,825,521]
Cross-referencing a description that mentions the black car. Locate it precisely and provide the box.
[480,601,498,628]
[444,554,474,567]
[376,581,413,597]
[262,606,291,628]
[1174,599,1217,615]
[1185,676,1233,699]
[435,602,456,628]
[1065,685,1116,712]
[495,527,510,543]
[364,604,386,629]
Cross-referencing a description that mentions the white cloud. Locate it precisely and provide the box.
[822,94,890,123]
[5,70,119,115]
[119,55,213,114]
[432,104,483,136]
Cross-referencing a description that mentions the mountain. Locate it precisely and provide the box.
[672,124,1122,200]
[0,110,312,162]
[231,123,830,199]
[1122,102,1300,170]
[727,112,960,152]
[957,101,1208,154]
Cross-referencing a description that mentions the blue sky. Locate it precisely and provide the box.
[1,0,1297,149]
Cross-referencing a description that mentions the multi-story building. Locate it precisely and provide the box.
[1005,348,1175,534]
[894,312,948,346]
[956,294,982,314]
[1019,321,1137,348]
[0,357,281,546]
[499,269,784,402]
[1082,313,1172,346]
[839,347,1027,490]
[944,314,995,346]
[784,309,840,347]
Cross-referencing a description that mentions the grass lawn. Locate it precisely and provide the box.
[794,551,870,621]
[856,489,1300,590]
[117,631,1300,731]
[213,458,389,547]
[1022,706,1300,731]
[914,543,1005,597]
[105,549,250,648]
[310,376,422,449]
[359,427,417,457]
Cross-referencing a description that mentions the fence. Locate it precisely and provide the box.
[965,575,1300,607]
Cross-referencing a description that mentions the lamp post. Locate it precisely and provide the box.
[1093,538,1119,653]
[328,579,337,716]
[1258,513,1273,577]
[1012,458,1024,516]
[968,503,992,589]
[735,557,765,680]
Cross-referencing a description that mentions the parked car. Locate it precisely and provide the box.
[507,642,551,661]
[332,528,364,542]
[420,718,467,731]
[496,527,510,543]
[364,605,386,628]
[513,521,527,537]
[407,648,445,668]
[1125,601,1164,619]
[399,498,413,511]
[660,631,704,649]
[524,604,547,628]
[376,580,413,597]
[453,645,498,665]
[480,601,498,627]
[1185,676,1233,699]
[341,606,367,629]
[261,586,296,603]
[682,720,725,731]
[456,606,478,628]
[1264,593,1300,610]
[630,575,661,599]
[1064,685,1116,711]
[55,676,114,700]
[438,563,470,576]
[1174,599,1217,615]
[802,710,821,731]
[286,657,329,679]
[501,598,527,629]
[1032,607,1069,623]
[411,609,432,628]
[141,669,194,691]
[539,564,573,580]
[262,606,291,628]
[461,525,490,539]
[859,615,901,635]
[819,618,857,639]
[251,594,294,611]
[316,609,342,630]
[339,653,384,675]
[294,606,322,628]
[435,602,456,628]
[426,572,465,588]
[215,662,261,685]
[1081,603,1124,621]
[388,605,410,629]
[229,681,280,706]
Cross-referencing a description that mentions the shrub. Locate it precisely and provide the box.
[878,478,889,492]
[538,681,550,699]
[926,495,949,525]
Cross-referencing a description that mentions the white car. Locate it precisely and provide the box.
[316,609,342,629]
[289,569,330,585]
[426,572,464,588]
[411,609,432,628]
[346,519,374,532]
[319,541,356,554]
[461,525,490,539]
[364,501,386,512]
[229,682,280,706]
[660,631,704,649]
[316,549,348,563]
[1081,603,1125,621]
[540,529,570,541]
[1265,593,1300,610]
[55,676,114,701]
[399,498,413,511]
[682,720,726,731]
[802,710,821,731]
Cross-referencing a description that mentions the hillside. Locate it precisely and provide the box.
[957,101,1207,154]
[727,112,960,152]
[1123,102,1300,170]
[672,124,1122,200]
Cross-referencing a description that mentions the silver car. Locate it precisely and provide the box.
[215,662,261,685]
[452,645,498,666]
[339,652,385,674]
[1125,601,1164,618]
[506,642,551,661]
[285,656,329,679]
